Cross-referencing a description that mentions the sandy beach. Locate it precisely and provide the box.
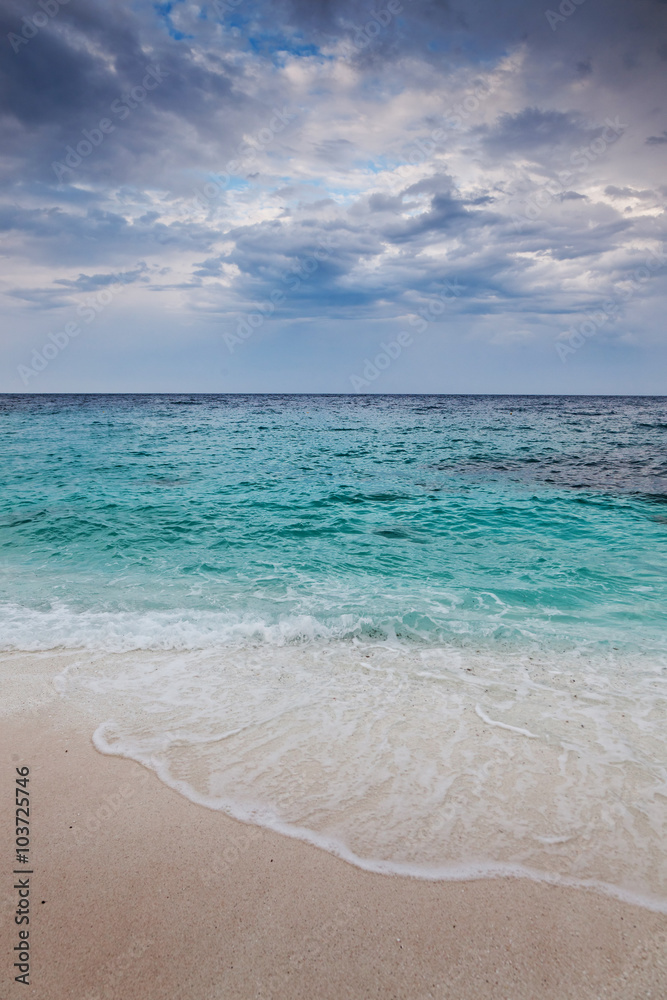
[1,653,665,1000]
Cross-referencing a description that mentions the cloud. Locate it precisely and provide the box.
[53,264,151,290]
[480,108,598,156]
[604,186,654,199]
[0,0,666,390]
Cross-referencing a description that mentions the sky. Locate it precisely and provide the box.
[1,0,666,394]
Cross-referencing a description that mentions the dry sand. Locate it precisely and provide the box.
[1,654,666,999]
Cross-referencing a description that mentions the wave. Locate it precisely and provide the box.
[0,604,383,652]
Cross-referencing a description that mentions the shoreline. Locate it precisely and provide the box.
[2,655,666,998]
[93,714,667,918]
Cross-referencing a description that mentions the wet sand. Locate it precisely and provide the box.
[1,654,666,999]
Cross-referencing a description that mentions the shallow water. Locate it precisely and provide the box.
[2,394,666,908]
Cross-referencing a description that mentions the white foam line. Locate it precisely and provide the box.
[475,704,538,739]
[90,734,667,915]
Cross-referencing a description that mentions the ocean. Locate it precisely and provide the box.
[2,394,666,909]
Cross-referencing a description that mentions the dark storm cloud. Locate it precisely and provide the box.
[0,0,258,189]
[271,0,667,88]
[479,109,600,157]
[1,0,664,190]
[0,201,218,263]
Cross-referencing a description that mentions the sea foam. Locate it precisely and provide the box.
[53,637,667,912]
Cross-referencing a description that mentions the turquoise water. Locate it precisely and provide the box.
[2,394,667,907]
